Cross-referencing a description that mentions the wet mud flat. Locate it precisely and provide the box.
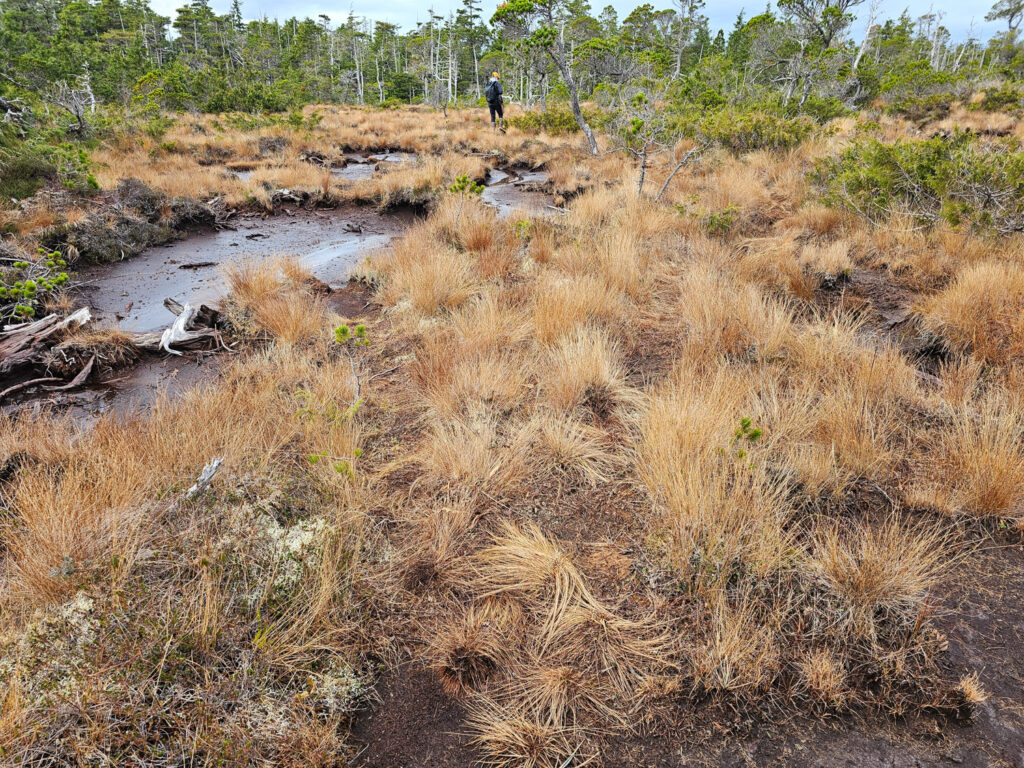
[3,205,413,421]
[73,204,416,332]
[482,168,551,218]
[1,352,219,425]
[70,164,550,335]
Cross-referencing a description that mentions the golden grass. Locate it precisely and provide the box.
[410,333,532,419]
[532,271,627,345]
[520,413,622,485]
[449,289,531,353]
[539,327,632,416]
[918,260,1024,364]
[374,236,479,318]
[808,517,949,641]
[2,103,1014,764]
[0,341,358,608]
[913,395,1024,524]
[676,264,795,365]
[223,256,334,343]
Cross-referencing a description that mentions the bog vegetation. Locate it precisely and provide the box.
[2,0,1024,765]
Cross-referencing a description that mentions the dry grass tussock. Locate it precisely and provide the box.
[222,255,337,343]
[918,260,1024,364]
[447,521,669,765]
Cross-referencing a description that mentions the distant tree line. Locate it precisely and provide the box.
[0,0,1021,117]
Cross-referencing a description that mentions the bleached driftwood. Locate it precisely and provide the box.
[186,457,223,499]
[157,301,221,356]
[0,308,91,374]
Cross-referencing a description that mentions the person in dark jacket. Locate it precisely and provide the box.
[485,72,505,131]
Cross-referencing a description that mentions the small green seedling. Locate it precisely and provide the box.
[448,174,485,196]
[334,324,369,346]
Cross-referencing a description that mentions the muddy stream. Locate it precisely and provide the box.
[4,163,549,421]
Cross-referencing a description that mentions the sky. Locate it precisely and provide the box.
[148,0,1001,43]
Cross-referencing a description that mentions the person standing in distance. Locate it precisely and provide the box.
[485,72,505,132]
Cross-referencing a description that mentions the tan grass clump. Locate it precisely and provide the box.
[532,272,626,345]
[918,261,1024,364]
[447,522,668,758]
[808,517,948,642]
[539,327,633,417]
[222,256,332,343]
[519,414,622,485]
[915,395,1024,523]
[409,333,532,419]
[676,264,795,366]
[374,237,479,317]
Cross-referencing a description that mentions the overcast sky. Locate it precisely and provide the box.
[149,0,1000,43]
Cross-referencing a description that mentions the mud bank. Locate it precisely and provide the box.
[1,353,219,424]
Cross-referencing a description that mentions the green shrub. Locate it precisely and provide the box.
[685,106,816,153]
[0,151,56,202]
[703,205,739,236]
[0,139,97,202]
[793,95,848,123]
[817,131,1024,234]
[879,61,962,123]
[972,84,1024,113]
[887,92,956,123]
[0,248,71,321]
[507,107,602,135]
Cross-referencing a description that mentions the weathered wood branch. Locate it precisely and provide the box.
[0,308,92,374]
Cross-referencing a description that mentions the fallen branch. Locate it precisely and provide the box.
[655,144,704,202]
[152,302,221,356]
[164,457,225,517]
[45,355,95,391]
[0,376,63,401]
[185,457,223,499]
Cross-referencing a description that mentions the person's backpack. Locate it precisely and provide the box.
[485,80,499,103]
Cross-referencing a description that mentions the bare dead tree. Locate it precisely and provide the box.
[1,69,95,134]
[0,94,30,128]
[49,74,96,134]
[853,0,881,70]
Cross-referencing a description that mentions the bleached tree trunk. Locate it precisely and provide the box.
[853,0,880,70]
[952,21,973,71]
[548,20,598,155]
[473,46,480,99]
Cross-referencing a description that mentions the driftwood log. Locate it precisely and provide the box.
[0,300,224,401]
[0,308,92,374]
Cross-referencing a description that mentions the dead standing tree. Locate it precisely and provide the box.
[50,73,96,134]
[0,69,96,135]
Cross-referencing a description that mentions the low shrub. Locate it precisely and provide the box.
[506,107,603,135]
[887,91,956,123]
[0,140,96,202]
[817,131,1024,234]
[0,248,71,321]
[879,59,963,123]
[0,150,56,202]
[971,84,1024,114]
[684,106,817,153]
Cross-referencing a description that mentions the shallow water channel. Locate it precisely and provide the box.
[74,206,409,332]
[76,165,549,332]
